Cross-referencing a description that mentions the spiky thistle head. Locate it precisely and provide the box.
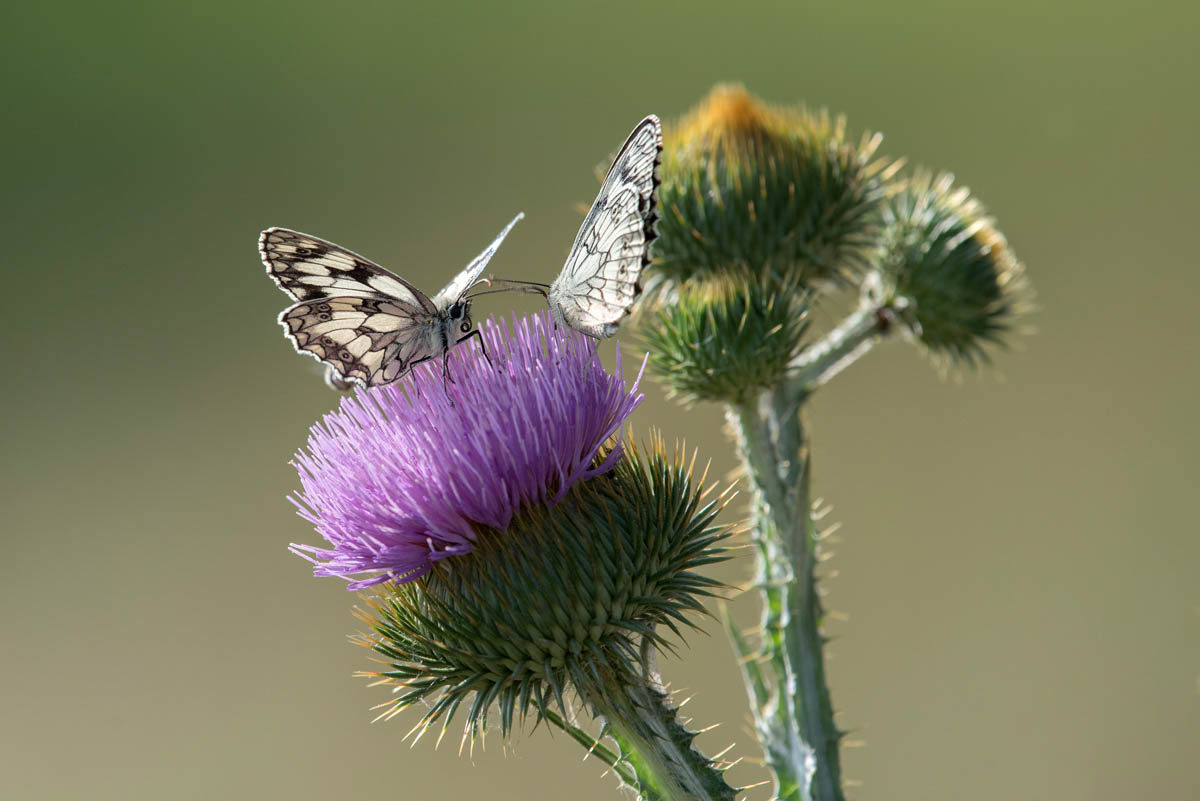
[871,171,1032,367]
[650,83,898,295]
[353,435,733,743]
[285,311,733,743]
[642,270,810,405]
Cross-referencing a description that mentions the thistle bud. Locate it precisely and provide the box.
[872,172,1031,366]
[643,272,810,405]
[652,84,894,293]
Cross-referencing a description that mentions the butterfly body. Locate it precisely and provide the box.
[546,115,662,339]
[260,215,521,388]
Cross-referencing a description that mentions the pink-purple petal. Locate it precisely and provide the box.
[289,311,646,588]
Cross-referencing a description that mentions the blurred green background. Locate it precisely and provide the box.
[2,0,1196,799]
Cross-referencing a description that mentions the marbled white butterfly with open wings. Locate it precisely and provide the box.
[523,115,661,338]
[260,214,522,390]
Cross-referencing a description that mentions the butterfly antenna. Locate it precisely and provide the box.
[469,277,550,299]
[464,286,548,300]
[488,277,550,287]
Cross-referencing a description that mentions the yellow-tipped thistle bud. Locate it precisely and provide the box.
[872,172,1031,366]
[652,84,896,293]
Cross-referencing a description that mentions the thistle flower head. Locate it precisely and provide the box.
[354,436,732,741]
[873,171,1031,366]
[290,311,644,589]
[651,83,896,293]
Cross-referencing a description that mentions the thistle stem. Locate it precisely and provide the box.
[789,301,892,400]
[542,709,641,789]
[729,387,843,801]
[576,664,737,801]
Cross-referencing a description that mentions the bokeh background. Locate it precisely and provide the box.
[3,1,1197,799]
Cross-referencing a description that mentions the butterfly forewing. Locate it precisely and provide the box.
[432,213,524,309]
[548,115,662,338]
[259,228,436,311]
[260,216,522,389]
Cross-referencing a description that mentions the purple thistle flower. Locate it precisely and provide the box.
[290,311,646,589]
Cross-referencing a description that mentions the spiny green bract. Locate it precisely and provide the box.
[873,172,1030,367]
[353,437,732,743]
[643,273,810,405]
[650,84,896,294]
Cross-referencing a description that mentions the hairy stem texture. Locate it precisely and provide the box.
[729,388,844,801]
[578,663,737,801]
[542,709,640,790]
[789,303,887,400]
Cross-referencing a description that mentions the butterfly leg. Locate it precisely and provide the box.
[434,350,461,407]
[456,328,497,372]
[403,355,435,400]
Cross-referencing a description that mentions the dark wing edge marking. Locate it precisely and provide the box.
[276,299,367,388]
[555,115,663,336]
[602,115,662,304]
[258,227,437,313]
[276,296,433,388]
[560,115,663,281]
[632,114,663,298]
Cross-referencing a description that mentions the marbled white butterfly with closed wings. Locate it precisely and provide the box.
[511,115,661,338]
[260,214,522,390]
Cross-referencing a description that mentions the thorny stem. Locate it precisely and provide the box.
[576,663,738,801]
[729,389,842,801]
[724,296,900,800]
[789,299,897,401]
[542,709,641,790]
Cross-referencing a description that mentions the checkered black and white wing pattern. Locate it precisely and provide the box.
[277,296,438,388]
[259,227,437,311]
[260,227,442,387]
[547,115,662,338]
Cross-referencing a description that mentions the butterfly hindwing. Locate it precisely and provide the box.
[278,296,438,387]
[260,227,437,312]
[548,115,662,338]
[262,218,522,389]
